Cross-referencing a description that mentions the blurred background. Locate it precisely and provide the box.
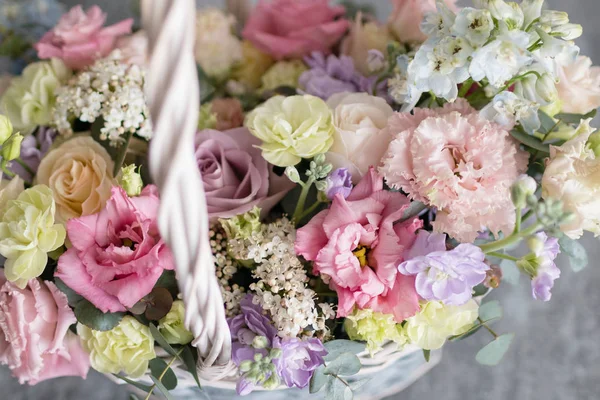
[1,0,599,399]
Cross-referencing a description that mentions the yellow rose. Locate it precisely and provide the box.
[232,41,275,90]
[0,59,70,133]
[260,60,307,92]
[158,300,194,345]
[341,15,391,76]
[37,136,116,222]
[344,309,407,355]
[245,95,334,167]
[405,300,479,350]
[0,185,66,289]
[77,316,156,378]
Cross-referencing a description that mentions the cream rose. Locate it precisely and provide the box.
[36,136,116,222]
[542,119,600,239]
[341,15,391,76]
[556,56,600,115]
[325,92,394,183]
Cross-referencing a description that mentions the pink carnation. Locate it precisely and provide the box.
[55,186,174,313]
[35,5,133,70]
[380,100,529,243]
[295,168,422,322]
[0,275,90,385]
[242,0,349,59]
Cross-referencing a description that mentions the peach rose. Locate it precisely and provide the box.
[388,0,457,44]
[556,56,600,115]
[36,136,116,222]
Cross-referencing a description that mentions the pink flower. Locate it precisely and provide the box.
[388,0,458,44]
[295,168,422,322]
[55,186,174,313]
[380,100,529,243]
[35,5,133,70]
[242,0,350,60]
[0,275,90,385]
[196,128,294,221]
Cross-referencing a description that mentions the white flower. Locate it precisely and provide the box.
[520,0,544,27]
[421,0,456,38]
[480,91,540,132]
[555,56,600,115]
[452,8,494,47]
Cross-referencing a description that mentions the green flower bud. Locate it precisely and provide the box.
[118,164,144,197]
[314,153,326,165]
[254,353,263,362]
[0,115,13,144]
[220,206,262,241]
[263,373,280,390]
[1,133,23,161]
[284,166,301,184]
[239,360,253,372]
[535,73,558,104]
[268,347,282,359]
[511,175,537,208]
[252,335,269,349]
[157,300,194,345]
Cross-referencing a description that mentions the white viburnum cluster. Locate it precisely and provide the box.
[392,0,582,132]
[228,217,336,339]
[53,50,152,146]
[210,225,245,317]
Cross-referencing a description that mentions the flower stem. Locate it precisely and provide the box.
[293,177,315,223]
[514,207,522,234]
[298,199,324,222]
[1,165,15,178]
[478,222,543,253]
[458,79,474,98]
[478,317,499,339]
[144,347,184,400]
[14,158,34,177]
[487,252,519,262]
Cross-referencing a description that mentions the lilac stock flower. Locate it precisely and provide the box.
[8,127,56,181]
[325,168,353,200]
[299,52,360,99]
[273,337,327,389]
[398,231,489,305]
[528,233,561,302]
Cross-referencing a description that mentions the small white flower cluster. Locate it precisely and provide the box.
[395,0,582,131]
[53,50,152,146]
[229,217,335,339]
[210,225,245,317]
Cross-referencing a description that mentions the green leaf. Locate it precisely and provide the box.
[555,109,597,124]
[197,66,216,103]
[323,340,366,362]
[149,375,175,400]
[149,324,179,357]
[449,323,484,342]
[113,374,153,393]
[559,236,588,272]
[90,117,133,176]
[181,346,202,390]
[398,201,427,223]
[324,378,349,400]
[324,352,361,376]
[54,277,85,307]
[510,129,550,153]
[74,300,125,331]
[309,365,330,394]
[149,358,178,390]
[472,284,489,297]
[478,300,503,323]
[538,110,557,134]
[348,378,370,391]
[499,259,521,285]
[155,270,179,298]
[475,333,514,366]
[423,349,431,362]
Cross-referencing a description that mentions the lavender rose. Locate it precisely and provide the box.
[195,128,294,221]
[273,337,327,389]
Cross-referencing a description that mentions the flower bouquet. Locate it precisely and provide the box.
[0,0,598,399]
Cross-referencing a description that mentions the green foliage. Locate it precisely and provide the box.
[54,277,84,307]
[149,375,176,400]
[423,349,431,362]
[559,236,588,272]
[143,288,174,321]
[181,346,202,390]
[510,128,550,153]
[113,374,153,393]
[323,340,366,362]
[478,300,503,324]
[149,324,179,357]
[555,109,597,125]
[149,358,178,390]
[74,299,125,331]
[197,66,216,103]
[90,117,133,176]
[476,333,515,366]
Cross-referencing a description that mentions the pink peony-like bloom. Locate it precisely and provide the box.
[387,0,458,44]
[295,168,422,322]
[55,185,174,313]
[0,274,90,385]
[196,128,294,221]
[380,100,529,243]
[242,0,350,60]
[35,5,133,70]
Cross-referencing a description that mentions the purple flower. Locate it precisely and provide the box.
[398,231,489,305]
[299,52,362,100]
[529,233,560,302]
[8,127,56,181]
[273,337,327,389]
[325,168,353,200]
[228,294,277,365]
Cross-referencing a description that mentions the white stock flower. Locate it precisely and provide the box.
[452,8,494,47]
[480,91,540,132]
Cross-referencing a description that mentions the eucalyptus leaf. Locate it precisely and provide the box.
[423,349,431,362]
[309,365,330,394]
[323,340,366,362]
[181,346,202,390]
[472,284,489,297]
[150,375,175,400]
[90,117,133,176]
[475,333,514,366]
[149,358,178,390]
[155,270,179,298]
[478,300,503,323]
[74,300,125,331]
[558,236,588,272]
[449,323,484,341]
[54,277,84,307]
[537,110,557,134]
[510,129,550,153]
[348,378,370,391]
[555,109,597,124]
[324,377,349,400]
[149,324,179,357]
[113,374,153,393]
[324,352,361,376]
[499,259,521,285]
[197,66,215,103]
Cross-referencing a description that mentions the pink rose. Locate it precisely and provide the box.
[55,185,174,313]
[0,275,90,385]
[387,0,457,44]
[196,128,294,221]
[295,168,422,322]
[242,0,350,60]
[35,5,133,70]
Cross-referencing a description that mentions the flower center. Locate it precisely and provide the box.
[352,245,370,268]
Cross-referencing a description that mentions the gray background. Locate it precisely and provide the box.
[2,0,599,399]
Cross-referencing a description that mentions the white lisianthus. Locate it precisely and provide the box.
[542,119,600,239]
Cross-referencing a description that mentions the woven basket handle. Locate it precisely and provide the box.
[141,0,234,379]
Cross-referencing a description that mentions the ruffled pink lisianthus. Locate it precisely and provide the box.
[295,168,422,322]
[242,0,350,60]
[380,100,529,243]
[35,5,133,69]
[55,185,174,313]
[0,274,90,385]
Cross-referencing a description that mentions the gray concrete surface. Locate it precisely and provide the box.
[1,0,599,399]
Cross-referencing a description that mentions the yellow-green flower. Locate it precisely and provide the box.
[344,309,407,355]
[158,300,194,345]
[0,59,70,133]
[77,316,156,378]
[0,114,12,144]
[198,102,217,130]
[404,300,479,350]
[232,40,275,90]
[0,185,66,288]
[220,206,262,241]
[118,164,143,197]
[260,60,307,92]
[245,95,334,167]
